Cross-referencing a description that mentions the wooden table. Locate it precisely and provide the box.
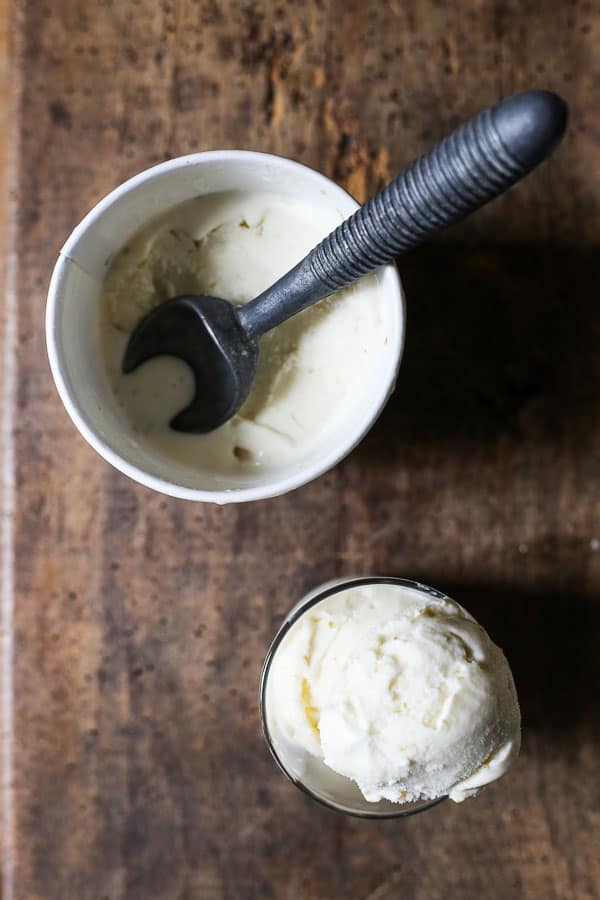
[2,1,599,898]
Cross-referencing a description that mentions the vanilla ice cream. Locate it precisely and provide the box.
[100,191,387,480]
[264,581,520,806]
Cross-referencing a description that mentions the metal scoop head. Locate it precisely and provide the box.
[122,294,259,433]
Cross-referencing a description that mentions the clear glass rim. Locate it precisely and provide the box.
[259,576,449,819]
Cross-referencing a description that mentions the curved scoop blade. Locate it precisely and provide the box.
[122,295,259,434]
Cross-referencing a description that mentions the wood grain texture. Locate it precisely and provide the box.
[1,0,16,896]
[5,0,600,898]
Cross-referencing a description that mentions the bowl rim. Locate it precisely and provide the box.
[259,575,448,818]
[46,150,405,504]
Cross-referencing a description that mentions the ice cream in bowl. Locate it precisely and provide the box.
[47,95,567,502]
[46,151,404,503]
[260,577,521,817]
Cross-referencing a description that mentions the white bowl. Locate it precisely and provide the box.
[46,151,405,503]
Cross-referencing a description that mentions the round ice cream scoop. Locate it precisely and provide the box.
[260,577,521,818]
[123,90,567,433]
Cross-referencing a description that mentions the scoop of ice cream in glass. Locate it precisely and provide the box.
[260,577,521,818]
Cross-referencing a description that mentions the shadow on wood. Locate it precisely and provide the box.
[359,242,600,457]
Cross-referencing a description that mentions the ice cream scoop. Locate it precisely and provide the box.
[261,577,521,817]
[123,90,567,433]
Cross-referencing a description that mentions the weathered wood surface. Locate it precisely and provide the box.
[3,0,600,897]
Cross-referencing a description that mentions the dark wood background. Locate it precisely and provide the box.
[2,0,599,898]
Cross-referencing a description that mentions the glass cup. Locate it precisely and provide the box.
[260,576,448,818]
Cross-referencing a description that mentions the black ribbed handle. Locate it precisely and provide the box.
[237,90,567,337]
[309,90,567,289]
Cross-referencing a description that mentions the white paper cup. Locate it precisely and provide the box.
[46,151,405,503]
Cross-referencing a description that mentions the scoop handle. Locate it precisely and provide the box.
[238,90,567,338]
